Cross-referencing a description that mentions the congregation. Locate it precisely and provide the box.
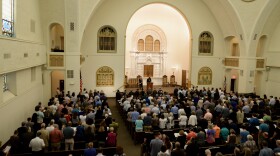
[116,87,280,156]
[7,89,125,156]
[4,85,280,156]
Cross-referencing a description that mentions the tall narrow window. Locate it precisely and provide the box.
[2,0,14,37]
[3,74,8,92]
[137,39,144,51]
[199,32,213,55]
[154,40,160,51]
[145,35,153,51]
[98,26,116,52]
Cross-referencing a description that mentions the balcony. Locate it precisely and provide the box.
[224,58,239,67]
[49,54,64,67]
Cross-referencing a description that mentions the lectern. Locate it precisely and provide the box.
[147,82,153,90]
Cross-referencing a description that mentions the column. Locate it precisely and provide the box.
[64,0,81,93]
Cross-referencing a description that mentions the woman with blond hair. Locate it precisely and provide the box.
[243,135,259,155]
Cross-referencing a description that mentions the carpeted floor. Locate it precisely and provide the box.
[108,98,141,156]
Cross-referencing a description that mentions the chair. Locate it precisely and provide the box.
[170,75,177,86]
[162,75,168,87]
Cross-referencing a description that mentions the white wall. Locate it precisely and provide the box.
[81,0,226,95]
[0,67,43,143]
[0,0,45,143]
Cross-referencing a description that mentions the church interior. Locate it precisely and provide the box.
[1,0,280,155]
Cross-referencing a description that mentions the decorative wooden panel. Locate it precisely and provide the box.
[224,58,239,67]
[198,67,212,85]
[96,66,114,86]
[49,55,64,67]
[144,65,153,77]
[256,59,265,68]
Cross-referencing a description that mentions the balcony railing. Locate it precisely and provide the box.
[224,58,239,67]
[49,55,64,67]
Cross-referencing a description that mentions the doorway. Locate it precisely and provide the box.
[230,79,236,92]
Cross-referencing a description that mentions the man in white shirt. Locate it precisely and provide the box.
[46,120,55,133]
[29,132,45,154]
[269,96,276,106]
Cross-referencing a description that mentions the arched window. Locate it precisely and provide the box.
[199,32,213,55]
[198,67,212,85]
[2,0,14,37]
[145,35,153,51]
[98,26,116,52]
[154,40,160,51]
[137,39,144,51]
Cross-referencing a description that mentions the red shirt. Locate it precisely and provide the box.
[50,128,63,143]
[187,131,197,140]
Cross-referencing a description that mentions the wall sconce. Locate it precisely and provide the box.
[266,66,270,71]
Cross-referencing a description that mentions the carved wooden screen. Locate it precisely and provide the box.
[198,67,212,85]
[96,66,114,86]
[145,35,153,51]
[144,65,153,77]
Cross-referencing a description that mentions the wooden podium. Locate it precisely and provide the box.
[147,82,153,90]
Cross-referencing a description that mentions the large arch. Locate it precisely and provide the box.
[125,3,191,86]
[80,0,237,96]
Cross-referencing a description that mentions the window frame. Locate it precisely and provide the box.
[97,26,117,53]
[2,0,15,37]
[198,31,214,56]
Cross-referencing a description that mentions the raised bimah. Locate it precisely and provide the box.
[147,82,153,90]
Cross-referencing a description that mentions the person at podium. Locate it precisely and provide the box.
[147,77,152,83]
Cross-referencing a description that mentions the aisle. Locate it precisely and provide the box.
[107,98,141,155]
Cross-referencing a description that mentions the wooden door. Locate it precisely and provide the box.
[182,70,186,87]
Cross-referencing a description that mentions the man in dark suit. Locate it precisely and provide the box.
[147,77,152,83]
[139,76,143,90]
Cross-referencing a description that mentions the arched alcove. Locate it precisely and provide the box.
[224,36,240,56]
[125,3,191,86]
[50,23,64,52]
[51,70,65,97]
[256,35,267,57]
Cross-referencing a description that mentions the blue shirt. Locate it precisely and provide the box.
[259,123,269,132]
[171,106,178,115]
[131,111,140,122]
[84,148,96,156]
[249,117,259,126]
[240,130,249,143]
[135,120,143,130]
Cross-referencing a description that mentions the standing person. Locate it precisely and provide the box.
[147,77,152,83]
[170,142,184,156]
[49,124,63,151]
[139,76,143,90]
[29,132,45,155]
[259,141,274,156]
[150,132,164,156]
[106,127,117,147]
[37,123,49,152]
[84,142,97,156]
[63,122,75,151]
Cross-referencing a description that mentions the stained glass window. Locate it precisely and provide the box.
[2,0,14,37]
[3,74,8,92]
